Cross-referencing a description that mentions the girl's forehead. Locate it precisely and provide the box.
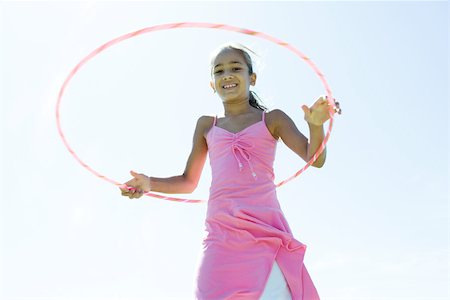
[213,49,246,65]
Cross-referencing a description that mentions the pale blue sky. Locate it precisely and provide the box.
[1,1,448,299]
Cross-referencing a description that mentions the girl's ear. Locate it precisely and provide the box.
[210,81,216,93]
[250,73,257,86]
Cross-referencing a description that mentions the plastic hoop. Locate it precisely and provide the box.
[56,22,339,203]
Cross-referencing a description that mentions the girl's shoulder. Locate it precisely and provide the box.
[265,109,283,140]
[266,108,293,126]
[265,108,301,140]
[195,115,216,139]
[266,108,287,118]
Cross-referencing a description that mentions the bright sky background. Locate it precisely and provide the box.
[1,1,448,300]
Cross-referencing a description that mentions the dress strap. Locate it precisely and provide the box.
[262,110,265,122]
[213,115,217,126]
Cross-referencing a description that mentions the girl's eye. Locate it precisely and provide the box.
[213,67,241,75]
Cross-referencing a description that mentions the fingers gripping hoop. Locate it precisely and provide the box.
[56,22,341,204]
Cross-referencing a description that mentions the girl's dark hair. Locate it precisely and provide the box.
[210,43,268,111]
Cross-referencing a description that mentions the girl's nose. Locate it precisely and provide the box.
[223,74,234,81]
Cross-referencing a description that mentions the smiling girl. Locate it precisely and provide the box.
[120,43,340,299]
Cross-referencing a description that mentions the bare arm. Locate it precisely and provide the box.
[148,116,210,194]
[306,122,326,168]
[273,109,325,168]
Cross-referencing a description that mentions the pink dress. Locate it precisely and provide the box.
[195,110,320,300]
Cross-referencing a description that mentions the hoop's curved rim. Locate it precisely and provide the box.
[56,22,338,204]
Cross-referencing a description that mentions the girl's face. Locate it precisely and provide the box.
[210,49,256,103]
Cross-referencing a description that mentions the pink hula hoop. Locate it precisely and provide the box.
[56,22,339,204]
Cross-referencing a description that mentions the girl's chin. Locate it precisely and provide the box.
[221,96,239,102]
[220,93,244,101]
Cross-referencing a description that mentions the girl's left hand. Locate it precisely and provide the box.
[301,95,341,126]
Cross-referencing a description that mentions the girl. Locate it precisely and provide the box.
[120,43,341,299]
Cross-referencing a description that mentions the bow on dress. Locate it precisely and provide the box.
[228,136,258,181]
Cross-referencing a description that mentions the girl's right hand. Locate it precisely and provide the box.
[119,170,151,199]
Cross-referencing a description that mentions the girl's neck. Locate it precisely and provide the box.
[222,99,254,117]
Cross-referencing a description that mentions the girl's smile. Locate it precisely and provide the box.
[222,83,238,90]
